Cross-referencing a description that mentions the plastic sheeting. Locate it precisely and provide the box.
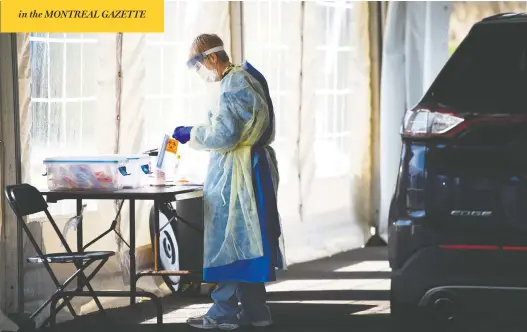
[16,2,230,325]
[13,0,372,323]
[298,1,371,260]
[18,32,125,325]
[378,2,451,242]
[243,1,371,263]
[241,1,304,262]
[118,0,231,275]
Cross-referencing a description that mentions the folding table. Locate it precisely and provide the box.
[18,185,204,317]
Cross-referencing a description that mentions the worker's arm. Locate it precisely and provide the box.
[188,75,266,152]
[172,109,215,144]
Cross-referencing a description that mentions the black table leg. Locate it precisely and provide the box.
[153,200,160,272]
[130,199,136,306]
[17,203,24,316]
[76,199,83,290]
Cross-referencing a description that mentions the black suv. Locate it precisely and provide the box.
[388,13,527,328]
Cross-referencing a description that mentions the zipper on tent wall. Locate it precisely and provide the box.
[297,1,306,223]
[114,32,123,154]
[114,33,124,251]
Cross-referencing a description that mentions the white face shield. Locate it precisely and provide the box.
[186,46,224,83]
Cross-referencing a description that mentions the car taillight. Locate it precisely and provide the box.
[402,108,464,138]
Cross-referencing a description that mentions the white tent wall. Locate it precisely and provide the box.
[241,0,371,264]
[13,2,232,323]
[378,1,451,242]
[241,1,304,262]
[11,0,372,320]
[298,1,371,262]
[116,0,233,301]
[16,33,125,324]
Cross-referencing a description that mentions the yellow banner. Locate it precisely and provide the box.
[0,0,164,32]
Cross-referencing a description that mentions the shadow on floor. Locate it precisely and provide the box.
[42,303,391,332]
[267,289,389,302]
[276,271,391,279]
[38,247,527,332]
[41,286,391,331]
[42,247,392,332]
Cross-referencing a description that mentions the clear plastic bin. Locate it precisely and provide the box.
[43,156,128,191]
[119,154,150,188]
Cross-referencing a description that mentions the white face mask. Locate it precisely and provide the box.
[189,45,224,83]
[197,65,218,83]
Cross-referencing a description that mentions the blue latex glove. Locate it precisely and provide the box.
[172,126,193,144]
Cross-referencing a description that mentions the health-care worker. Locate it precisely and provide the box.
[172,34,286,330]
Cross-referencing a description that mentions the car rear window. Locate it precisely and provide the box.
[424,22,527,114]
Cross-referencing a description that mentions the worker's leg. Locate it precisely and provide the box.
[187,282,239,329]
[207,282,240,319]
[237,282,272,325]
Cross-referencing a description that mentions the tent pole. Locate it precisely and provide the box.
[366,1,387,247]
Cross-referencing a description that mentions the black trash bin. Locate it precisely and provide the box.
[145,147,206,294]
[149,194,204,294]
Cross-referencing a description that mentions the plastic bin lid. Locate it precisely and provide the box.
[114,154,150,161]
[44,155,128,163]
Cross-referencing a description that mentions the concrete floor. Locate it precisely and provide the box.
[40,247,527,332]
[44,247,391,331]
